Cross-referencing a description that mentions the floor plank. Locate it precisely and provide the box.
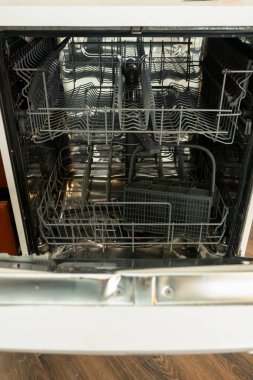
[212,353,253,380]
[34,354,253,380]
[0,352,49,380]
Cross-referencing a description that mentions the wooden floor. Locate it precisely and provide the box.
[0,231,253,379]
[0,352,253,380]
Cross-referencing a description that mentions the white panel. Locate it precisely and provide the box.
[0,0,252,6]
[1,305,253,353]
[0,3,252,27]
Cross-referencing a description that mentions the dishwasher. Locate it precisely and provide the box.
[1,0,253,354]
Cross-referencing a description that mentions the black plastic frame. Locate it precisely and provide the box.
[0,38,38,254]
[1,26,253,38]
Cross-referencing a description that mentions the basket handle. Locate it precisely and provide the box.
[128,144,216,195]
[185,145,216,194]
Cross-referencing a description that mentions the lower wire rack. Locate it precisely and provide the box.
[38,146,229,251]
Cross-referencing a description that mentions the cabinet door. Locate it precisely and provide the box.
[0,201,18,255]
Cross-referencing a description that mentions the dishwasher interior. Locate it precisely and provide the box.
[2,33,253,271]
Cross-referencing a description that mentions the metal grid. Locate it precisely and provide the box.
[124,181,212,239]
[29,83,116,143]
[123,186,172,235]
[148,57,200,84]
[152,81,248,144]
[204,38,253,98]
[114,61,156,131]
[22,66,251,145]
[12,37,252,145]
[12,38,54,89]
[146,37,201,84]
[62,57,115,84]
[38,146,228,251]
[124,145,215,239]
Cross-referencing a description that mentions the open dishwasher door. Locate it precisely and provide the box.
[1,259,253,353]
[1,0,253,353]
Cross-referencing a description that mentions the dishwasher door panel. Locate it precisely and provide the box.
[0,305,253,354]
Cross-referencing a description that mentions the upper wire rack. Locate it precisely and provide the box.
[13,37,253,144]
